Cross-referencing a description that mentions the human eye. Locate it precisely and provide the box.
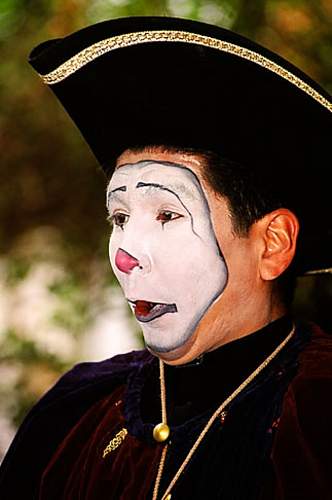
[107,211,129,230]
[156,210,184,225]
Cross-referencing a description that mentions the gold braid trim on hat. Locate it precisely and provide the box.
[304,267,332,275]
[39,30,332,112]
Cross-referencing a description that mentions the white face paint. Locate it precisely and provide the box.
[107,161,228,353]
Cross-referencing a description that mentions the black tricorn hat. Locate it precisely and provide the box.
[29,16,331,275]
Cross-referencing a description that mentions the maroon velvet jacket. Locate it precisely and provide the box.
[0,320,331,499]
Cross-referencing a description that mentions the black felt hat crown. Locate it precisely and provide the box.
[29,16,331,275]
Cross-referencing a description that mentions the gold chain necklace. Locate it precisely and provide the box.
[152,325,295,500]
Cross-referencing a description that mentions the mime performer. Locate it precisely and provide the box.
[0,16,331,500]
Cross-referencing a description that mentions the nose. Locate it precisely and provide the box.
[115,248,140,274]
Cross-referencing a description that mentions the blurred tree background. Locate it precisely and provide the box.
[0,0,331,458]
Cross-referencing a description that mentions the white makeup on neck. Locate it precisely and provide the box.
[107,160,228,353]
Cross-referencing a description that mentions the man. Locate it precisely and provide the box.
[0,16,331,500]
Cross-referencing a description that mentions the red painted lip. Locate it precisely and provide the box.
[135,300,155,317]
[128,299,177,323]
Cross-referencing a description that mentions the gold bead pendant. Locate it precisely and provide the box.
[153,422,170,442]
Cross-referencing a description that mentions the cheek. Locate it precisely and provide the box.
[156,232,226,286]
[220,242,257,301]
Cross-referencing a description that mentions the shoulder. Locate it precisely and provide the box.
[0,348,153,498]
[289,323,332,397]
[270,324,332,499]
[282,323,332,417]
[34,348,153,410]
[6,347,153,441]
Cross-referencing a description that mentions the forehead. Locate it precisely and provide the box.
[108,160,204,200]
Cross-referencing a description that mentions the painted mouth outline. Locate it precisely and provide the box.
[128,299,178,323]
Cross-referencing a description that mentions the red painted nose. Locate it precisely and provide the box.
[115,248,140,274]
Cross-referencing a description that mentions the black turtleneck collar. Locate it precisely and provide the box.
[141,315,293,426]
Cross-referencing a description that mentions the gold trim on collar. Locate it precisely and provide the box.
[40,30,332,112]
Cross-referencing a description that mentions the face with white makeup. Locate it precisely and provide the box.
[106,148,298,364]
[107,160,228,354]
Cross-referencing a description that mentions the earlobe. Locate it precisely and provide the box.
[259,209,299,281]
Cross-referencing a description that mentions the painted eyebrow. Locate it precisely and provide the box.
[107,186,127,206]
[110,185,127,193]
[136,181,200,238]
[136,181,187,204]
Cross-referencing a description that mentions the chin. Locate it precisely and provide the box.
[145,330,198,364]
[143,309,211,360]
[145,334,190,354]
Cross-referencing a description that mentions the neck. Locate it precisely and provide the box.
[159,300,287,366]
[141,315,293,426]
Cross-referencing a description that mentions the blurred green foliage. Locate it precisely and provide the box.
[0,326,70,426]
[0,0,331,434]
[1,0,332,255]
[5,257,31,286]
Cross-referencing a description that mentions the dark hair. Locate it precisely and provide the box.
[189,147,298,306]
[112,145,297,305]
[179,148,286,236]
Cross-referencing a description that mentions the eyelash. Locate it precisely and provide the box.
[107,210,183,229]
[107,212,129,230]
[156,211,183,225]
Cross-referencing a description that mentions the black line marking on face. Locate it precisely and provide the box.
[112,159,229,331]
[139,161,226,264]
[135,181,201,238]
[113,159,227,266]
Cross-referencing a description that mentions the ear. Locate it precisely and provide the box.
[258,209,299,281]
